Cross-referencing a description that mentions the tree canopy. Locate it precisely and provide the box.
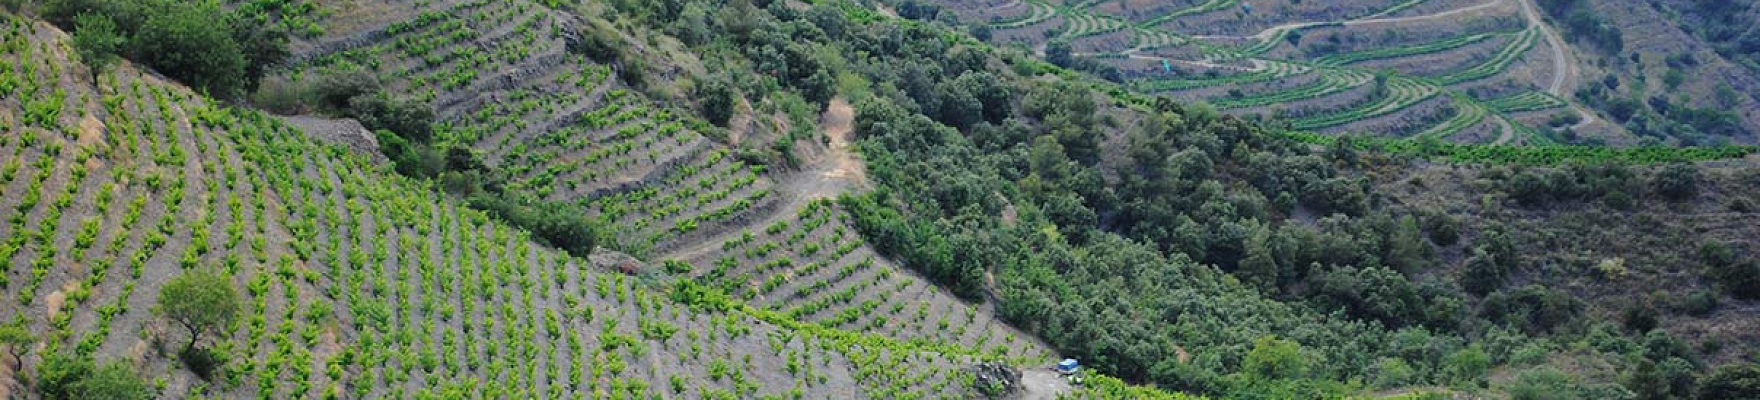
[156,269,239,352]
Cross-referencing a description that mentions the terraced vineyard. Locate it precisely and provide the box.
[278,0,1059,359]
[943,0,1584,144]
[0,6,1198,399]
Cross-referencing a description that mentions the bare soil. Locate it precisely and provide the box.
[1017,368,1074,400]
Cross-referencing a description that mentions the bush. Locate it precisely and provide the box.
[1621,302,1659,333]
[179,346,226,380]
[1671,290,1720,316]
[310,69,383,112]
[1481,285,1583,335]
[1702,240,1760,300]
[349,94,434,143]
[1507,367,1577,400]
[36,353,152,400]
[1700,363,1760,400]
[373,130,444,178]
[469,194,600,257]
[1652,163,1701,201]
[696,77,737,127]
[568,21,624,63]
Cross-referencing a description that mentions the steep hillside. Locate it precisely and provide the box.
[267,0,1054,364]
[0,13,1083,399]
[7,0,1760,399]
[922,0,1760,146]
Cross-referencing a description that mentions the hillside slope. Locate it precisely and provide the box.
[927,0,1760,146]
[0,14,1059,399]
[271,0,1056,364]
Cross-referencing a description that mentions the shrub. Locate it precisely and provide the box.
[36,353,152,400]
[1441,345,1490,386]
[377,131,445,178]
[1621,302,1659,333]
[1652,163,1700,201]
[1481,285,1583,335]
[1702,240,1760,300]
[469,194,600,257]
[179,346,226,381]
[1506,367,1579,400]
[309,69,382,112]
[696,77,737,127]
[568,20,624,63]
[349,94,434,143]
[1700,362,1760,400]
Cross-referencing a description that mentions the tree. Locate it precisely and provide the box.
[696,77,737,127]
[71,13,122,80]
[228,16,290,93]
[1243,335,1308,380]
[1703,240,1760,300]
[157,269,239,353]
[1442,345,1491,386]
[130,3,249,97]
[1045,40,1073,68]
[1386,215,1426,274]
[1700,363,1760,400]
[1460,247,1508,295]
[1237,226,1280,292]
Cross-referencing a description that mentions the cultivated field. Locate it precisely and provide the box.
[0,3,1067,398]
[945,0,1604,145]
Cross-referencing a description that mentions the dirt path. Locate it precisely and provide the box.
[1107,52,1260,71]
[1492,115,1518,145]
[815,98,867,195]
[1017,369,1073,400]
[1191,0,1508,41]
[1517,0,1571,96]
[661,98,867,261]
[1348,0,1508,27]
[1516,0,1599,132]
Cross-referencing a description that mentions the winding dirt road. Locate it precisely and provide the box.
[1193,0,1510,41]
[1516,0,1599,132]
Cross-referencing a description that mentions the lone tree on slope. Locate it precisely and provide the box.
[156,268,239,353]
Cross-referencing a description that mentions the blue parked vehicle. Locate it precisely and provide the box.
[1056,359,1080,375]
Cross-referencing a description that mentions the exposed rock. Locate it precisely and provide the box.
[969,362,1022,399]
[590,252,647,275]
[278,115,388,164]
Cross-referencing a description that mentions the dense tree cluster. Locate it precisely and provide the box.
[1535,0,1623,53]
[48,0,287,97]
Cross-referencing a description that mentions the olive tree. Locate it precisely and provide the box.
[156,269,239,353]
